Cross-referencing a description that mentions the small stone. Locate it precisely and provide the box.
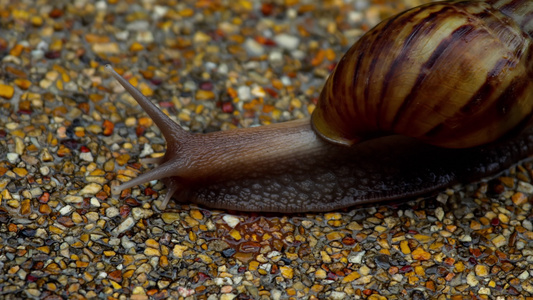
[102,120,114,136]
[237,86,251,101]
[106,207,120,218]
[161,212,180,224]
[348,251,365,264]
[13,168,28,177]
[197,254,213,264]
[112,217,135,235]
[492,235,506,248]
[195,90,215,100]
[190,209,203,220]
[144,247,161,256]
[517,181,533,194]
[280,266,294,279]
[131,207,153,220]
[475,265,489,277]
[518,270,529,280]
[330,292,347,300]
[25,289,41,298]
[59,205,74,215]
[80,152,94,162]
[0,84,14,99]
[92,42,120,54]
[229,229,242,240]
[274,34,300,50]
[40,149,53,162]
[223,215,240,228]
[220,294,236,300]
[173,245,188,258]
[64,195,83,204]
[244,38,264,56]
[400,240,411,254]
[79,183,102,195]
[342,271,361,283]
[6,153,19,163]
[512,192,528,206]
[412,247,431,260]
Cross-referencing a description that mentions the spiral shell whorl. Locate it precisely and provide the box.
[488,0,533,37]
[312,0,533,148]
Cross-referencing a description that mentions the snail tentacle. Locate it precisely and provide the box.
[105,65,189,142]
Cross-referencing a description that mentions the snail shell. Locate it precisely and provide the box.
[314,0,533,148]
[107,0,533,213]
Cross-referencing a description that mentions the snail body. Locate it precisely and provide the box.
[108,0,533,213]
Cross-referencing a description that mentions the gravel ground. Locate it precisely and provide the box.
[1,0,533,299]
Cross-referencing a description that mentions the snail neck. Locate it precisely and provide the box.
[166,117,333,182]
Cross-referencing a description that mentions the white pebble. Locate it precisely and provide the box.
[217,63,229,75]
[223,214,240,228]
[112,217,135,235]
[80,151,93,162]
[466,272,479,286]
[435,207,444,221]
[244,38,264,56]
[268,51,283,64]
[29,187,43,198]
[281,76,291,86]
[348,251,365,264]
[7,153,19,163]
[140,143,154,158]
[59,205,74,215]
[121,236,136,250]
[136,30,154,43]
[519,270,530,280]
[348,11,363,24]
[523,219,533,231]
[270,290,282,300]
[153,5,169,19]
[95,0,107,10]
[214,277,233,286]
[64,195,83,204]
[90,197,101,207]
[237,86,251,101]
[106,207,120,218]
[330,291,346,300]
[517,181,533,194]
[459,235,472,242]
[132,207,154,220]
[274,34,300,50]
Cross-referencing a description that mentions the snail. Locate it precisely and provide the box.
[107,0,533,213]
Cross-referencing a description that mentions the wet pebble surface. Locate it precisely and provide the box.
[1,0,533,299]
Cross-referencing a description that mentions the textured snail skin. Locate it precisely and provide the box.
[108,0,533,213]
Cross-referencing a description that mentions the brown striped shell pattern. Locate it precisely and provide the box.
[313,0,533,148]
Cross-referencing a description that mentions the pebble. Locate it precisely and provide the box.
[106,207,120,218]
[475,265,489,277]
[492,235,507,248]
[112,217,135,235]
[273,34,300,50]
[79,183,102,195]
[517,181,533,194]
[0,83,14,99]
[223,215,240,228]
[6,153,19,163]
[161,212,180,224]
[244,38,264,56]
